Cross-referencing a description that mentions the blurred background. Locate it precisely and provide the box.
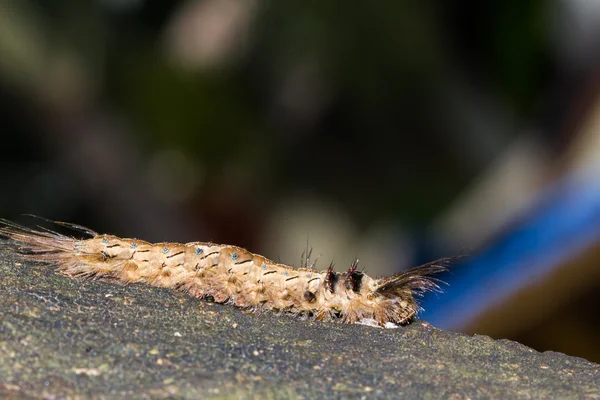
[2,0,600,362]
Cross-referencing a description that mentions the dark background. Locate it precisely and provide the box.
[3,0,600,362]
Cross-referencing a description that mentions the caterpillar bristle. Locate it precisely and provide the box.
[375,257,457,297]
[21,214,98,237]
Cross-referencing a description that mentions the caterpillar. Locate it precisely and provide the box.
[0,218,456,327]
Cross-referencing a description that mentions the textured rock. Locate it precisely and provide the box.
[1,244,599,399]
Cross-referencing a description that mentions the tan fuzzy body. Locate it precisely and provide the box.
[0,219,454,326]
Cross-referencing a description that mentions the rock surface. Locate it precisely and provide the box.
[1,244,599,399]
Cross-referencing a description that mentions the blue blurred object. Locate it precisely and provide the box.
[420,168,600,330]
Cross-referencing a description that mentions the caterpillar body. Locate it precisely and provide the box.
[0,218,456,327]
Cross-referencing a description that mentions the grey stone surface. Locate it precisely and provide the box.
[1,243,599,399]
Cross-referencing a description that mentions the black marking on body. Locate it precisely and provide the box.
[101,251,115,261]
[325,263,338,293]
[166,251,185,259]
[263,270,277,276]
[106,244,121,248]
[136,249,150,253]
[285,276,299,282]
[345,260,364,292]
[199,251,219,260]
[304,291,317,303]
[234,259,253,265]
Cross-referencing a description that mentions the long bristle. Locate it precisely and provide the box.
[0,218,76,261]
[21,214,98,237]
[375,256,460,297]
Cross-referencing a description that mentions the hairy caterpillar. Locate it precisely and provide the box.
[0,218,456,327]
